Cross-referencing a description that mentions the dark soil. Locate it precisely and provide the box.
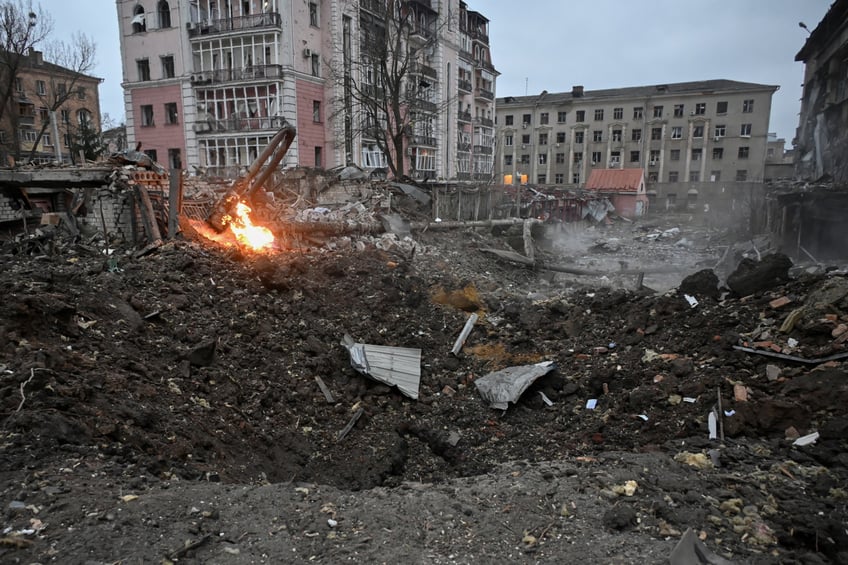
[1,221,846,564]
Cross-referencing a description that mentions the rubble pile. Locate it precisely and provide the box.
[0,219,846,563]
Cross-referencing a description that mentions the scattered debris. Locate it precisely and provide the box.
[669,528,736,565]
[451,313,479,356]
[337,407,365,442]
[342,334,421,400]
[474,361,555,410]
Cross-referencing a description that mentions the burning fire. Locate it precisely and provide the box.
[224,202,274,251]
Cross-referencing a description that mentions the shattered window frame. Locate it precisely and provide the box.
[652,105,663,118]
[140,104,154,127]
[557,111,566,123]
[631,128,642,141]
[668,171,679,182]
[716,100,728,114]
[712,147,724,160]
[164,102,178,125]
[593,108,603,121]
[574,130,584,144]
[742,99,754,113]
[651,127,662,140]
[592,130,602,142]
[575,110,585,122]
[673,104,684,118]
[738,146,749,159]
[633,106,643,120]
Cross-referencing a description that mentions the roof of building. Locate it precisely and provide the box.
[17,50,103,83]
[497,79,780,107]
[585,168,645,192]
[795,0,848,61]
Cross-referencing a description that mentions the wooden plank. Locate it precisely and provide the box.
[314,376,335,404]
[337,407,364,442]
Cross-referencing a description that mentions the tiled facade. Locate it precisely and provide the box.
[495,80,778,189]
[116,0,496,179]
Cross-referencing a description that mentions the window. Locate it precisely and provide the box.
[60,109,70,123]
[574,130,584,144]
[594,109,604,121]
[648,172,658,182]
[140,104,154,126]
[77,87,86,100]
[571,152,580,163]
[668,171,679,182]
[671,126,682,139]
[670,149,680,161]
[77,109,91,125]
[650,149,660,164]
[36,80,45,95]
[695,102,706,115]
[630,150,640,162]
[735,170,748,181]
[693,125,704,138]
[538,133,548,145]
[521,134,530,144]
[161,55,175,78]
[522,113,531,125]
[504,134,513,146]
[710,170,721,182]
[504,155,513,166]
[158,0,171,28]
[537,174,546,184]
[575,110,585,122]
[168,148,181,169]
[740,123,752,137]
[164,102,178,124]
[738,146,749,159]
[145,149,158,162]
[311,53,320,76]
[540,112,549,125]
[631,128,642,141]
[689,171,700,182]
[651,127,662,140]
[633,107,643,120]
[767,147,775,158]
[716,101,728,114]
[138,58,150,81]
[505,115,514,126]
[555,173,564,184]
[57,83,66,97]
[612,129,622,142]
[593,130,602,142]
[520,155,530,165]
[39,107,49,123]
[652,105,663,118]
[314,146,322,167]
[132,4,146,33]
[743,99,754,113]
[609,151,621,166]
[63,133,71,147]
[712,147,724,159]
[714,125,726,138]
[673,104,684,118]
[556,152,566,164]
[309,2,319,27]
[313,100,321,122]
[42,133,51,146]
[692,148,702,161]
[613,107,623,120]
[557,111,567,123]
[555,132,565,143]
[572,172,580,183]
[538,153,547,165]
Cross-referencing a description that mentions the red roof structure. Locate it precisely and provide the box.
[585,168,645,192]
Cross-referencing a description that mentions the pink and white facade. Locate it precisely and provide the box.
[116,0,496,179]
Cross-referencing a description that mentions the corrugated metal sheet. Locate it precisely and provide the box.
[475,361,555,410]
[585,168,644,192]
[342,335,422,400]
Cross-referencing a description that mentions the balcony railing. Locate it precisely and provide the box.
[474,88,494,101]
[187,12,281,37]
[457,142,471,152]
[194,115,285,133]
[473,145,493,155]
[201,64,283,84]
[360,0,386,15]
[474,116,493,127]
[411,63,437,81]
[411,135,437,147]
[458,79,472,93]
[412,98,437,112]
[457,111,472,122]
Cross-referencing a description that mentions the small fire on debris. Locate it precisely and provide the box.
[223,202,275,251]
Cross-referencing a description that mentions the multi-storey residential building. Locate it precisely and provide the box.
[116,0,496,180]
[0,48,102,164]
[495,80,778,189]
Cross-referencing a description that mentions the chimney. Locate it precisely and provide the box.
[572,85,584,98]
[28,47,43,65]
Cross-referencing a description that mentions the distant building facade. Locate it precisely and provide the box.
[794,0,848,183]
[0,48,102,165]
[115,0,497,180]
[494,80,778,198]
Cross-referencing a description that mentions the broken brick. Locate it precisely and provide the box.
[769,296,791,309]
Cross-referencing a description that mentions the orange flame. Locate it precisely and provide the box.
[224,202,274,251]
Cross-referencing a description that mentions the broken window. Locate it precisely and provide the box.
[504,155,513,166]
[651,127,662,140]
[520,154,530,165]
[631,128,642,141]
[146,149,158,162]
[504,135,513,146]
[735,169,747,181]
[138,59,151,81]
[716,101,728,114]
[521,134,530,144]
[742,99,754,113]
[740,123,751,137]
[168,148,181,169]
[60,109,70,123]
[613,107,623,120]
[668,171,679,182]
[313,100,321,122]
[671,126,682,139]
[132,4,146,33]
[609,151,621,166]
[311,53,320,77]
[77,87,86,100]
[710,170,721,182]
[158,0,171,28]
[652,105,663,118]
[540,112,549,125]
[537,174,546,184]
[591,151,602,164]
[77,109,91,125]
[630,150,640,162]
[161,56,175,79]
[557,111,566,123]
[695,102,706,115]
[714,125,726,138]
[522,113,531,125]
[670,149,680,161]
[309,2,319,27]
[314,146,322,167]
[693,125,704,138]
[593,130,602,142]
[165,102,178,124]
[612,129,622,142]
[574,130,584,144]
[505,115,513,126]
[555,173,564,184]
[712,147,723,159]
[572,172,580,183]
[569,152,579,163]
[648,171,658,182]
[140,104,154,126]
[673,104,684,118]
[689,171,700,182]
[738,146,749,159]
[538,153,547,165]
[538,133,548,145]
[575,110,585,122]
[692,148,702,161]
[633,107,643,120]
[594,109,603,121]
[650,149,660,164]
[556,132,565,143]
[36,80,45,96]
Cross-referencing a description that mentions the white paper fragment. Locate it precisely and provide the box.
[724,410,736,417]
[538,391,554,406]
[586,399,598,410]
[683,397,697,403]
[708,410,718,440]
[638,414,649,421]
[793,432,819,447]
[684,294,699,308]
[787,337,799,348]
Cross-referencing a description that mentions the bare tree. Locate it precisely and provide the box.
[26,32,96,161]
[0,1,50,155]
[330,0,450,179]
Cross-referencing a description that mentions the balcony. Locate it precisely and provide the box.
[474,116,493,127]
[359,0,386,15]
[457,79,472,93]
[474,88,494,101]
[17,115,35,126]
[194,115,285,133]
[411,135,437,147]
[457,142,471,152]
[196,64,283,85]
[457,110,472,123]
[187,12,281,38]
[412,98,437,112]
[411,63,437,81]
[473,145,493,155]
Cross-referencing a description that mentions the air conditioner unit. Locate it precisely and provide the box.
[303,48,312,58]
[186,22,196,31]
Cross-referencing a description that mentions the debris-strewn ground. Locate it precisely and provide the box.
[1,217,846,564]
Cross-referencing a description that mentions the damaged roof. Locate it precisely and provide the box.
[585,168,645,192]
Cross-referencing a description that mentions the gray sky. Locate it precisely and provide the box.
[49,0,833,143]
